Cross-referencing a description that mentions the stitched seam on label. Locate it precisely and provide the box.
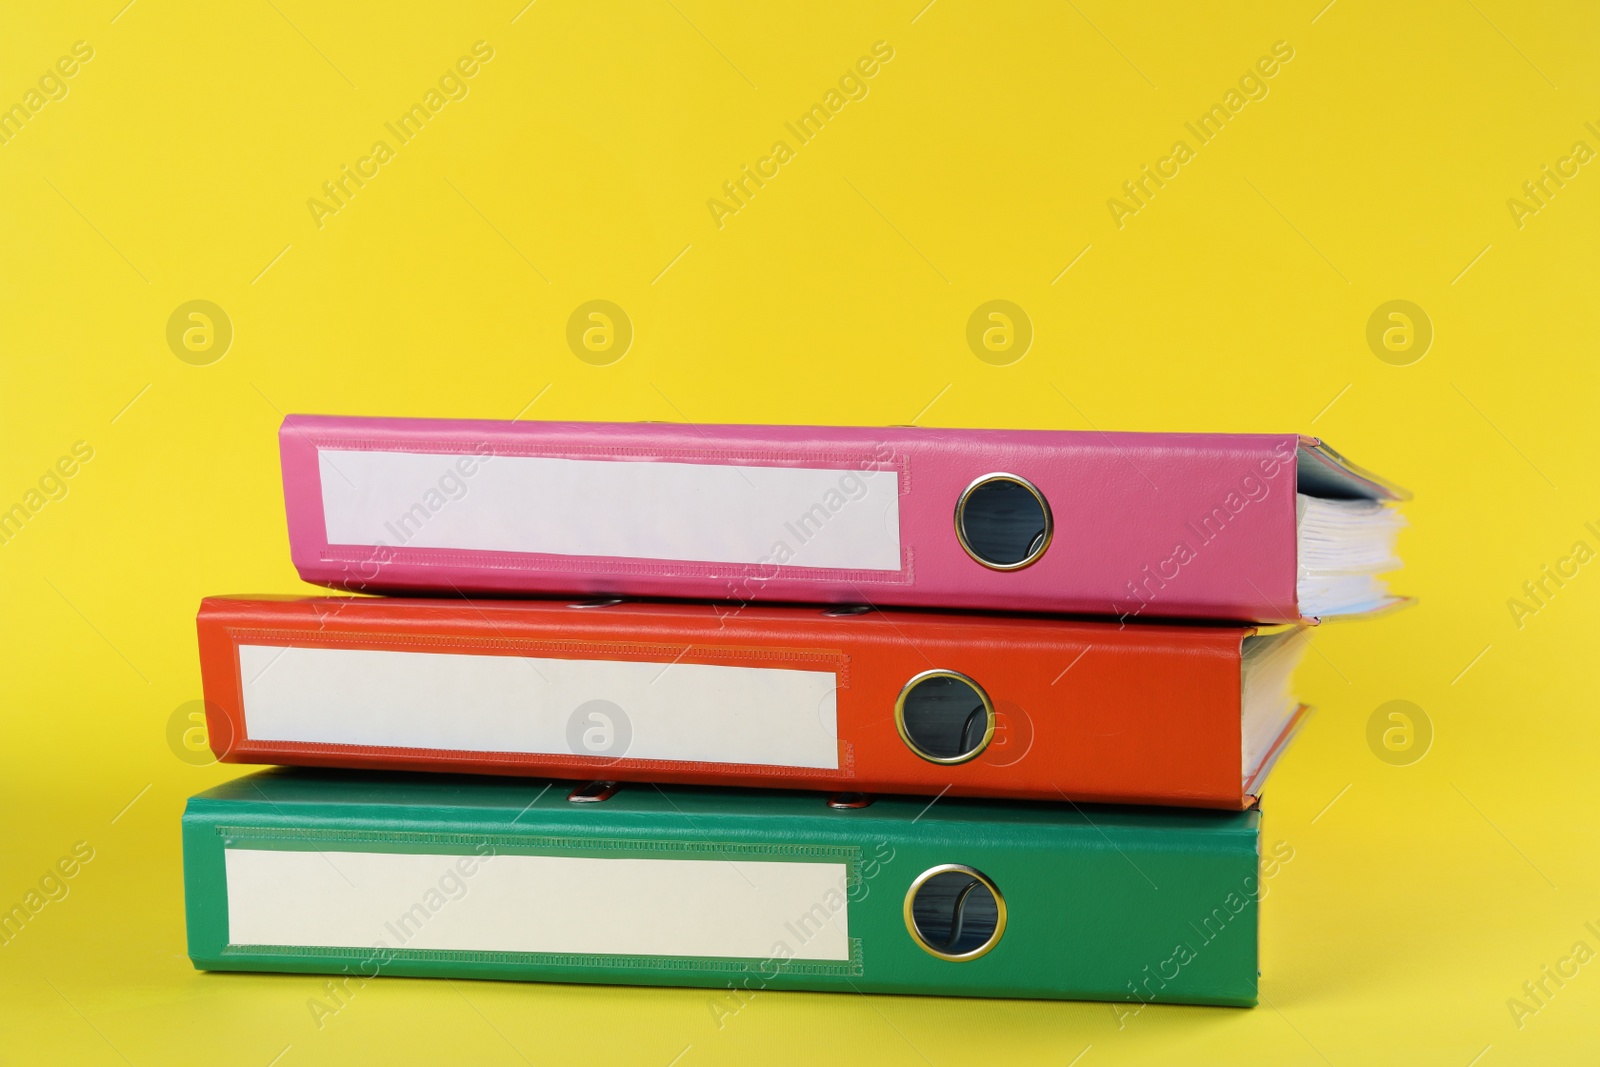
[218,826,859,864]
[318,545,915,584]
[230,627,849,679]
[308,435,903,471]
[223,741,846,778]
[220,940,865,976]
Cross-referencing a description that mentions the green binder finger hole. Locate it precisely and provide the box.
[905,864,1007,961]
[895,670,995,764]
[954,473,1052,570]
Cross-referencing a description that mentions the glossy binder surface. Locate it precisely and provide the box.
[198,595,1282,809]
[281,415,1402,622]
[184,769,1263,1005]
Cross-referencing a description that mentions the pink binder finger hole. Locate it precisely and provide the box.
[895,670,995,764]
[954,474,1053,570]
[904,864,1007,961]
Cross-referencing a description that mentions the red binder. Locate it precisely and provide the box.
[197,595,1309,809]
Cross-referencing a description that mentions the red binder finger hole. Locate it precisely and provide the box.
[895,670,995,764]
[954,473,1052,570]
[904,864,1007,961]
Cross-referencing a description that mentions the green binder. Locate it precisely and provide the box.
[184,770,1263,1005]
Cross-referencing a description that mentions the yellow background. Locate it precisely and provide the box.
[2,1,1597,1063]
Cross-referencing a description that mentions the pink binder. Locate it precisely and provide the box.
[281,415,1407,623]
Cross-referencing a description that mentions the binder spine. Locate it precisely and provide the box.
[198,597,1251,807]
[183,775,1262,1004]
[281,415,1305,620]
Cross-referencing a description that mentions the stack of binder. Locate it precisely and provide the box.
[183,416,1407,1006]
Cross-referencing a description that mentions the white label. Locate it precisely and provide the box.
[317,449,902,571]
[239,645,840,769]
[225,848,852,961]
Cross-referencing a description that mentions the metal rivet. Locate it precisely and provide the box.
[567,781,620,803]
